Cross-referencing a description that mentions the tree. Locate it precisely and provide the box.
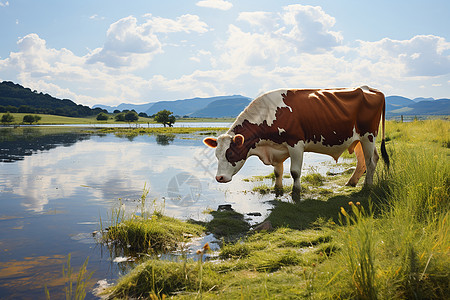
[124,111,139,122]
[154,110,176,127]
[115,113,126,121]
[23,114,41,124]
[1,112,14,124]
[96,112,109,121]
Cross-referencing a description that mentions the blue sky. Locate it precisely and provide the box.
[0,0,449,107]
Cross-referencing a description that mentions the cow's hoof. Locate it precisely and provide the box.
[345,181,357,187]
[274,186,284,197]
[291,188,301,202]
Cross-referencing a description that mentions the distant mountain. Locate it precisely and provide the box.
[145,95,250,117]
[93,103,153,113]
[386,95,449,116]
[413,97,435,102]
[0,81,106,117]
[191,97,251,118]
[405,99,450,115]
[385,96,416,112]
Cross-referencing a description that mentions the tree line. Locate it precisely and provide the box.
[0,81,107,117]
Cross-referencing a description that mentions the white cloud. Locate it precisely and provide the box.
[281,4,343,52]
[144,14,209,34]
[86,16,162,68]
[0,1,9,7]
[196,0,233,10]
[237,11,276,30]
[86,14,208,68]
[358,35,450,77]
[220,5,343,71]
[89,14,105,21]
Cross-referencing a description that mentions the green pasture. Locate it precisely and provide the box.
[0,112,233,125]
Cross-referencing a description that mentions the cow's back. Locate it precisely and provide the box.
[230,87,385,151]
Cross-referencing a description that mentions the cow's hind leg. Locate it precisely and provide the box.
[274,162,284,196]
[361,139,379,185]
[346,141,366,186]
[288,145,304,201]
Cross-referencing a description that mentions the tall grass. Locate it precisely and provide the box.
[101,186,204,255]
[45,254,93,300]
[325,120,450,299]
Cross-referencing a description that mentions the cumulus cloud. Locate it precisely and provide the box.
[196,0,233,10]
[281,5,343,52]
[358,35,450,77]
[86,16,162,68]
[221,5,343,70]
[86,14,208,68]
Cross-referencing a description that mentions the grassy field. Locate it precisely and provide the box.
[98,119,449,299]
[0,113,233,125]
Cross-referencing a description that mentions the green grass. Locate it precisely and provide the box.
[98,126,227,135]
[1,113,233,125]
[102,120,449,299]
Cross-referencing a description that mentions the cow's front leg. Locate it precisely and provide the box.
[288,145,304,201]
[273,162,284,196]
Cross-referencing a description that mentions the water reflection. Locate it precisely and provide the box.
[0,127,91,163]
[0,127,339,299]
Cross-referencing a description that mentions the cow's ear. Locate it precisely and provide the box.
[203,137,218,148]
[233,134,245,146]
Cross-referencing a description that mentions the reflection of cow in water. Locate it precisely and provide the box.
[204,86,390,200]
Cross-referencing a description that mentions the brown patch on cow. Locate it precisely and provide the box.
[368,134,374,142]
[226,88,385,165]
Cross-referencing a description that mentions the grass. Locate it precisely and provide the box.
[101,119,449,299]
[1,112,233,125]
[98,126,227,135]
[101,190,205,256]
[45,254,93,300]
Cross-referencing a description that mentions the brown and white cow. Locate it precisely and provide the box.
[203,86,389,200]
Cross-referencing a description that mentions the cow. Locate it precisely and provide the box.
[203,86,390,200]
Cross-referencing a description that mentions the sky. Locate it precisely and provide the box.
[0,0,449,107]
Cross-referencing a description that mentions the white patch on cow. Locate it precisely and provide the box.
[230,89,290,128]
[278,127,286,135]
[214,134,246,182]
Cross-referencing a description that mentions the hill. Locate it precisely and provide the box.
[145,95,250,117]
[191,97,251,118]
[0,81,106,117]
[386,95,449,116]
[93,103,154,113]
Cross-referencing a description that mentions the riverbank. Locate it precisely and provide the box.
[99,120,449,299]
[0,113,234,125]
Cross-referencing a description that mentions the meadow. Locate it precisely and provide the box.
[0,113,233,125]
[92,119,449,299]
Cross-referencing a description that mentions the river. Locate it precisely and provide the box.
[0,126,338,299]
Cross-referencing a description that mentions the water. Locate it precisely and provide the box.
[0,127,339,299]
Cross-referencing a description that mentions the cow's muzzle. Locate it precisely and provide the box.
[215,175,231,183]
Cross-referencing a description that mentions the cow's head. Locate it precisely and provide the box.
[203,133,246,183]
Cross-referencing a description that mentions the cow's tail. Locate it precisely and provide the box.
[380,98,390,169]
